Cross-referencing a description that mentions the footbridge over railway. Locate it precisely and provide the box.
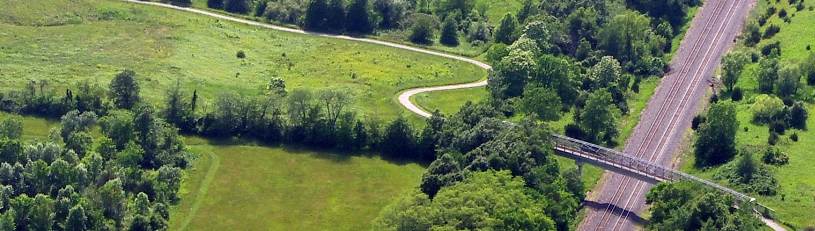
[550,134,776,217]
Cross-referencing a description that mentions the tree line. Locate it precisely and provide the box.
[0,105,188,230]
[0,71,440,162]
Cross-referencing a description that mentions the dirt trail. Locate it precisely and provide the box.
[123,0,491,119]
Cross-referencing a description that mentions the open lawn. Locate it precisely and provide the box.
[0,113,426,231]
[680,0,815,227]
[171,141,425,231]
[0,0,486,120]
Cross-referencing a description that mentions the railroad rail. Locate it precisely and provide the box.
[551,134,776,217]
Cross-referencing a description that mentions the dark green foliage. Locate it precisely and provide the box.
[109,70,140,110]
[345,0,373,34]
[207,0,224,9]
[381,117,415,159]
[758,57,779,93]
[764,24,781,38]
[761,146,789,165]
[519,86,562,121]
[580,91,619,145]
[409,15,434,44]
[0,107,187,230]
[0,117,22,140]
[304,0,328,31]
[744,20,761,46]
[803,53,815,85]
[714,148,780,196]
[695,102,738,166]
[326,0,346,32]
[494,14,518,44]
[761,41,782,56]
[170,0,192,7]
[769,131,779,145]
[377,171,556,230]
[691,115,705,130]
[439,16,459,46]
[517,0,536,23]
[598,11,666,75]
[236,50,246,59]
[254,1,268,16]
[788,101,808,129]
[790,132,798,142]
[731,87,743,101]
[627,0,694,28]
[646,182,761,230]
[224,0,251,14]
[776,65,801,98]
[373,0,408,29]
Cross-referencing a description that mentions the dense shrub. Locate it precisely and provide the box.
[761,41,782,56]
[751,94,784,123]
[409,14,435,44]
[731,87,743,101]
[761,146,789,165]
[439,16,459,46]
[207,0,223,9]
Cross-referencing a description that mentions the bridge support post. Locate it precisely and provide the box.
[576,160,584,177]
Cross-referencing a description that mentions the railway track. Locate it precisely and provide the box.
[583,0,751,230]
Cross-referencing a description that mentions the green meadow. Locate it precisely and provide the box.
[0,0,486,121]
[681,0,815,228]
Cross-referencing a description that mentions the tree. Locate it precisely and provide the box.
[109,70,140,109]
[326,0,346,32]
[750,94,784,123]
[588,56,624,90]
[381,117,415,159]
[517,0,536,23]
[373,0,408,29]
[744,20,761,46]
[488,49,537,98]
[409,15,434,44]
[0,116,22,139]
[695,101,738,166]
[375,171,556,230]
[304,0,328,31]
[565,7,599,53]
[346,0,373,34]
[207,0,223,9]
[520,86,562,121]
[598,11,665,72]
[100,110,135,150]
[163,79,194,132]
[721,51,749,92]
[29,194,53,231]
[65,205,88,231]
[776,64,801,98]
[646,182,761,230]
[224,0,251,13]
[736,152,756,182]
[317,89,350,129]
[789,101,808,129]
[60,110,97,142]
[439,16,459,46]
[99,179,126,224]
[803,53,815,85]
[494,13,518,44]
[757,57,779,93]
[580,91,620,145]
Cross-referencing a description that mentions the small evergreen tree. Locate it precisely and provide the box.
[346,0,373,34]
[439,16,459,46]
[409,15,434,44]
[304,0,329,31]
[326,0,346,32]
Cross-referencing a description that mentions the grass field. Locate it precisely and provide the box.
[679,0,815,227]
[171,141,425,231]
[0,0,486,120]
[0,113,426,231]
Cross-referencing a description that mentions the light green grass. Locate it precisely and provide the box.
[0,0,486,121]
[412,86,488,116]
[677,0,815,228]
[168,143,425,231]
[0,113,426,231]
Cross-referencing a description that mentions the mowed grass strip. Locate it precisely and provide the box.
[0,0,486,120]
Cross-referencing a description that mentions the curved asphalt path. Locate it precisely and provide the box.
[123,0,491,119]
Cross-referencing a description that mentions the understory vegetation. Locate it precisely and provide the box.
[645,181,762,230]
[682,0,815,227]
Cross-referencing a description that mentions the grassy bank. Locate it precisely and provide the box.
[680,0,815,227]
[0,0,486,121]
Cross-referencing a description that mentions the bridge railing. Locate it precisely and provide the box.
[550,134,755,203]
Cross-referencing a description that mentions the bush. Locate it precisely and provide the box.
[224,0,251,14]
[731,87,743,101]
[409,15,435,45]
[170,0,192,6]
[564,123,585,140]
[778,8,788,18]
[439,17,459,46]
[788,101,808,129]
[236,50,246,59]
[751,94,784,123]
[768,131,779,145]
[790,132,799,142]
[761,41,781,56]
[207,0,223,9]
[763,24,781,39]
[691,115,706,130]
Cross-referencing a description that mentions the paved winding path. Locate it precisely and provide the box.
[123,0,491,119]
